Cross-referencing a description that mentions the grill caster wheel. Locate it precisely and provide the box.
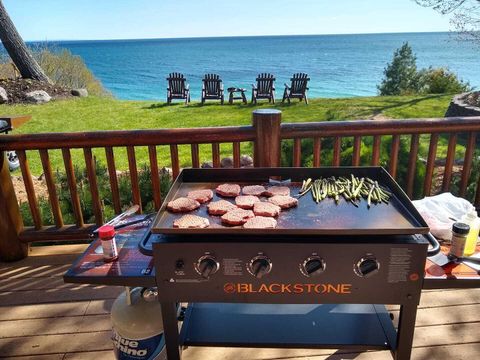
[178,306,187,321]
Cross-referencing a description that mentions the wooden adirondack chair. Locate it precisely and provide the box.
[201,74,224,104]
[283,73,310,104]
[166,72,190,104]
[251,73,275,104]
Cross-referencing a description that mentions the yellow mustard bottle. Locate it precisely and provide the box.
[461,210,479,256]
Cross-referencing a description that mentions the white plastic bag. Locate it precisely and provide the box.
[412,193,475,240]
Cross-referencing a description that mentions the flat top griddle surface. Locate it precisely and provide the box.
[151,167,429,236]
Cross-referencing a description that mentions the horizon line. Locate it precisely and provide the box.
[24,30,454,43]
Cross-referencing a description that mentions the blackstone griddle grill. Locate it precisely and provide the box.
[144,167,432,360]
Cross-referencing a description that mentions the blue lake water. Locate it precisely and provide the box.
[25,32,480,100]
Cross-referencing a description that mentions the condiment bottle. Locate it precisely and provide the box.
[449,222,470,258]
[461,209,480,256]
[99,225,118,262]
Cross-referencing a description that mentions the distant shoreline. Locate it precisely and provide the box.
[24,31,455,44]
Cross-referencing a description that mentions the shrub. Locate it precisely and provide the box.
[378,42,420,96]
[35,48,108,96]
[418,67,471,94]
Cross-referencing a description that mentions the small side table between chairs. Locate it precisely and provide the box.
[227,87,247,105]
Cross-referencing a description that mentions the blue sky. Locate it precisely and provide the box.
[4,0,451,41]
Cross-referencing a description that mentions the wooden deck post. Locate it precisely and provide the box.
[0,151,27,261]
[253,109,282,167]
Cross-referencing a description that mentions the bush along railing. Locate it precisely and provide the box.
[1,110,480,261]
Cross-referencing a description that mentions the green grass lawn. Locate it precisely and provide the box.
[1,94,454,175]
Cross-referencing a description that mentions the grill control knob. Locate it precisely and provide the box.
[248,255,272,278]
[196,255,219,279]
[354,255,380,278]
[300,256,326,277]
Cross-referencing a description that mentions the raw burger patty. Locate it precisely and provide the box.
[235,195,260,209]
[265,186,290,197]
[167,197,200,213]
[173,214,209,228]
[268,195,298,209]
[244,216,277,229]
[221,208,254,225]
[216,183,241,197]
[253,202,281,217]
[242,185,266,196]
[207,200,237,215]
[187,189,213,204]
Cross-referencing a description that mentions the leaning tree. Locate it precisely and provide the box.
[415,0,480,41]
[0,0,51,82]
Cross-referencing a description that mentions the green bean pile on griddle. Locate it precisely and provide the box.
[298,175,392,208]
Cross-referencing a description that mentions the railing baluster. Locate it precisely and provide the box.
[62,149,84,227]
[191,144,200,168]
[233,142,241,168]
[83,148,104,225]
[105,147,121,214]
[127,146,142,213]
[475,175,480,208]
[16,150,42,229]
[459,132,476,198]
[406,134,420,198]
[39,149,63,228]
[442,133,457,192]
[170,144,180,179]
[293,138,301,167]
[212,143,220,168]
[313,137,321,167]
[371,136,381,166]
[148,145,162,211]
[332,137,341,166]
[423,134,438,197]
[389,135,400,178]
[352,136,361,166]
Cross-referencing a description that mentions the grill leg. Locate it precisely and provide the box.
[161,302,182,360]
[394,303,418,360]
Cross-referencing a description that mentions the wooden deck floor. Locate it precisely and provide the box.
[1,245,480,360]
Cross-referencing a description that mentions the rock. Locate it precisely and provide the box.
[71,88,88,97]
[221,157,234,168]
[0,87,8,103]
[240,155,253,167]
[25,90,51,104]
[201,161,213,169]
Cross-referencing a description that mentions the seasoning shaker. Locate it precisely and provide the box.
[449,222,470,258]
[99,225,118,262]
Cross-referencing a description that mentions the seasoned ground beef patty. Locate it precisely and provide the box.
[207,200,237,215]
[243,216,277,229]
[221,208,255,225]
[167,197,200,213]
[187,189,213,204]
[235,195,260,209]
[216,183,241,197]
[242,185,266,196]
[253,202,281,217]
[268,195,298,209]
[173,214,210,228]
[265,186,290,197]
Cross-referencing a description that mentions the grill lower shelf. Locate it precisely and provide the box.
[179,303,397,350]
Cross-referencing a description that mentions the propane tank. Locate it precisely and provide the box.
[111,287,166,360]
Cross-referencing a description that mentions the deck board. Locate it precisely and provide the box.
[1,245,479,360]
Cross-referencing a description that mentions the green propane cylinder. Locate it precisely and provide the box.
[111,287,166,360]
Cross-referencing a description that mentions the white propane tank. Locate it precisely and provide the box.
[111,287,166,360]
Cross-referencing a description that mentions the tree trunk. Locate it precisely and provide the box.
[0,0,51,83]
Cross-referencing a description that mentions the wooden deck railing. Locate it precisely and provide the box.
[1,110,480,261]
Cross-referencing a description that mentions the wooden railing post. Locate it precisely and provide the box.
[0,151,28,261]
[253,109,282,167]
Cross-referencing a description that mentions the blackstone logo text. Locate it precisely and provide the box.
[224,283,352,294]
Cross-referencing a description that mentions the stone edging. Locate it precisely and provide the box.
[445,92,480,117]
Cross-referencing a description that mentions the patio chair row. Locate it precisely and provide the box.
[166,72,310,105]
